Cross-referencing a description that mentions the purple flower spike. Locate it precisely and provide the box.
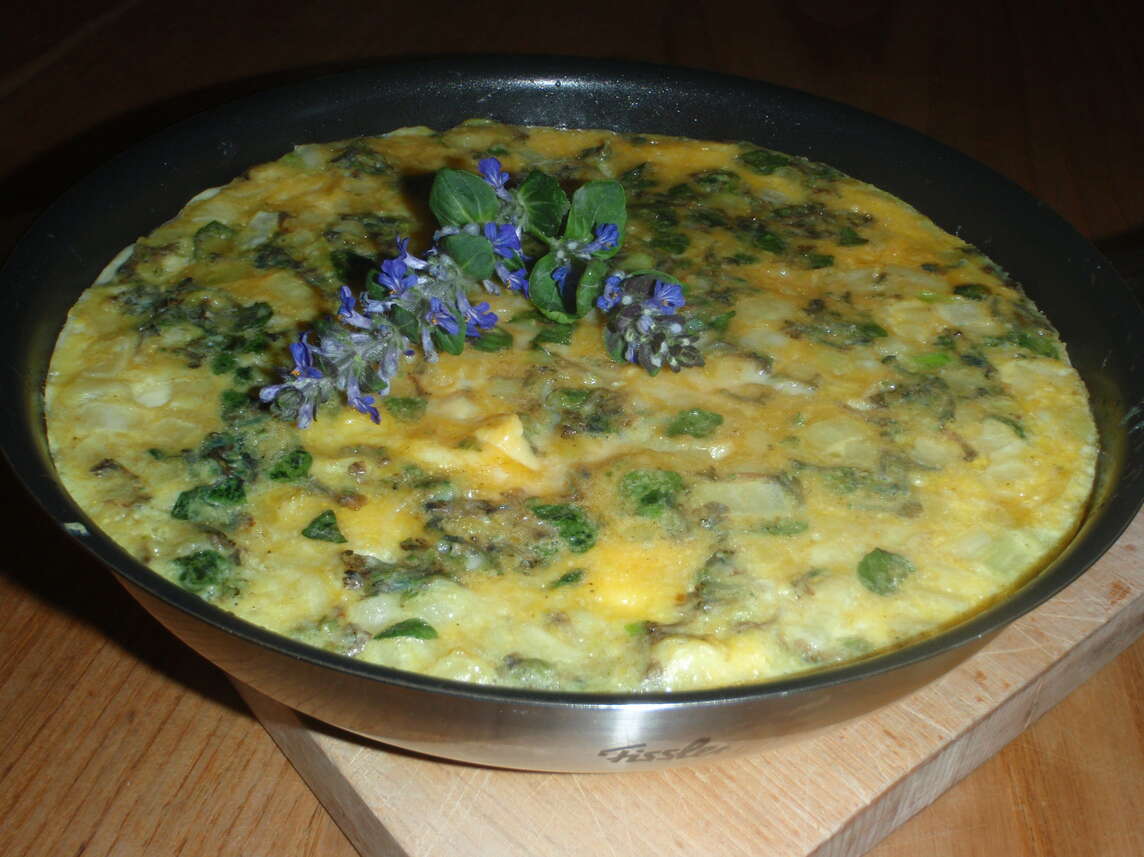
[495,262,529,295]
[348,390,380,424]
[395,237,428,270]
[596,273,625,312]
[288,333,322,379]
[457,292,498,336]
[376,256,417,296]
[483,222,522,259]
[337,286,373,329]
[552,265,570,290]
[647,280,685,314]
[425,296,460,335]
[477,157,511,199]
[259,333,329,429]
[581,222,620,256]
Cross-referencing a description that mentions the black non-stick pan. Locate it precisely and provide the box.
[2,57,1141,771]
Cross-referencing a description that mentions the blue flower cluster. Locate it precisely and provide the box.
[261,236,500,428]
[261,156,703,428]
[599,274,703,374]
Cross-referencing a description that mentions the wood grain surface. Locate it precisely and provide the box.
[2,2,1142,856]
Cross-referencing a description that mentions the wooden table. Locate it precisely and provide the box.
[2,3,1142,855]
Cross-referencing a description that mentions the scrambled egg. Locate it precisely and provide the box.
[45,122,1097,691]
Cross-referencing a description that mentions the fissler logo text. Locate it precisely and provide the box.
[597,737,729,763]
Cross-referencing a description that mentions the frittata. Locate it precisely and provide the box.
[45,121,1097,692]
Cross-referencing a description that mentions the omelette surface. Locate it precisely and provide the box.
[45,122,1097,692]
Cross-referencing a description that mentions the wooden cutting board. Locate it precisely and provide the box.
[237,511,1144,857]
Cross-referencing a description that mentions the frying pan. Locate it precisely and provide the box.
[2,56,1141,772]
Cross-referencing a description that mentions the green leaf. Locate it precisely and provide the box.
[173,550,231,593]
[440,233,495,281]
[517,170,569,239]
[171,477,246,528]
[470,327,514,352]
[575,259,607,317]
[531,325,574,349]
[432,325,466,356]
[665,408,724,438]
[805,253,835,269]
[268,448,312,481]
[375,618,438,640]
[384,397,427,422]
[429,168,499,227]
[390,305,421,342]
[527,253,578,324]
[564,180,627,256]
[857,548,915,595]
[527,501,598,553]
[620,469,684,518]
[302,509,348,543]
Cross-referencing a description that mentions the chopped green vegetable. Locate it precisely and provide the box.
[953,283,990,301]
[330,140,391,176]
[501,655,558,688]
[549,569,585,589]
[758,519,809,536]
[384,397,427,422]
[171,477,246,527]
[548,388,593,408]
[736,222,786,254]
[268,448,312,481]
[375,618,438,640]
[531,325,574,348]
[986,414,1028,439]
[665,408,724,438]
[173,550,231,593]
[210,353,237,375]
[911,351,953,370]
[301,510,347,543]
[527,501,598,553]
[838,226,869,246]
[1009,329,1059,359]
[192,221,236,261]
[470,327,514,352]
[738,148,791,174]
[619,162,656,192]
[546,388,624,435]
[857,548,915,595]
[620,469,684,518]
[650,232,690,254]
[252,244,299,270]
[786,299,887,349]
